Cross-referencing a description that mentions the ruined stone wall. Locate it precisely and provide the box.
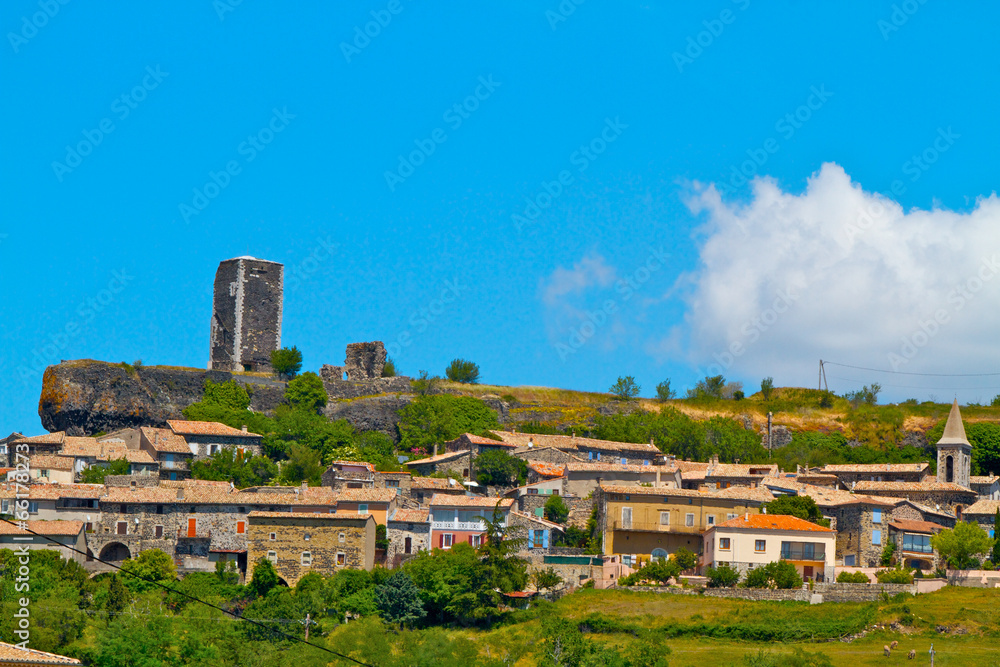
[344,342,387,380]
[322,375,412,399]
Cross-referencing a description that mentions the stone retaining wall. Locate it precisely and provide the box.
[624,581,918,602]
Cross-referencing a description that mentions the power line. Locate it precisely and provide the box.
[0,517,372,666]
[823,360,1000,378]
[825,374,1000,392]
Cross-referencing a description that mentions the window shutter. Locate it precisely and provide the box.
[468,535,473,545]
[542,530,549,549]
[439,533,444,548]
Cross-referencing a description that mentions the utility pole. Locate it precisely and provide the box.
[300,612,317,641]
[767,412,773,458]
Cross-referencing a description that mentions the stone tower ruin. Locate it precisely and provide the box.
[209,256,284,372]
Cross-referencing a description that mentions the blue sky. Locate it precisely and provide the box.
[4,1,1000,436]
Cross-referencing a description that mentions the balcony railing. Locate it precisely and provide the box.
[780,547,825,561]
[431,520,485,531]
[901,544,933,554]
[611,520,701,534]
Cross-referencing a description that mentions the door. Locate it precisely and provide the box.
[404,537,412,554]
[803,566,813,581]
[188,518,197,537]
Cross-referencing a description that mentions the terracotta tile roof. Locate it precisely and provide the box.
[706,464,778,478]
[405,450,469,466]
[964,499,1000,515]
[565,462,677,474]
[0,483,106,501]
[336,488,397,503]
[329,460,376,472]
[12,432,65,445]
[509,510,565,531]
[57,437,102,456]
[681,470,707,481]
[0,641,81,664]
[713,513,834,533]
[822,463,929,474]
[428,494,514,508]
[461,433,515,446]
[492,430,661,455]
[0,520,84,536]
[100,484,337,507]
[411,477,463,490]
[600,484,773,503]
[140,427,192,454]
[390,508,430,523]
[852,481,974,493]
[760,478,896,508]
[970,475,999,485]
[166,420,261,438]
[30,455,74,471]
[160,479,232,488]
[528,461,566,477]
[889,519,944,534]
[59,440,156,464]
[248,510,372,523]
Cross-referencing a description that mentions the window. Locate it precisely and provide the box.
[339,532,346,543]
[872,529,882,546]
[442,534,453,548]
[156,504,164,515]
[117,521,127,535]
[643,460,650,466]
[301,551,312,566]
[337,552,346,566]
[238,507,245,513]
[659,511,670,525]
[622,507,633,529]
[304,533,312,541]
[596,452,601,461]
[719,537,731,550]
[844,555,856,566]
[707,515,715,526]
[621,458,627,465]
[685,513,694,527]
[269,532,276,541]
[358,504,368,514]
[266,551,277,563]
[588,451,594,460]
[387,480,399,488]
[651,548,668,562]
[40,469,49,478]
[85,522,94,533]
[472,534,483,547]
[236,521,245,534]
[532,530,544,548]
[527,488,538,495]
[902,533,933,553]
[154,525,163,538]
[872,509,882,523]
[28,502,38,514]
[755,540,766,552]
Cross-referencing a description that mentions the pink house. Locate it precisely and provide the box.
[428,494,513,549]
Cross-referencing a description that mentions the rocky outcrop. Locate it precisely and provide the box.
[38,360,285,435]
[323,394,413,442]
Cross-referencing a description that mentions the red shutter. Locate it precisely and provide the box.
[439,533,444,548]
[468,535,473,545]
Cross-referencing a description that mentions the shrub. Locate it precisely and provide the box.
[673,548,698,573]
[733,390,745,401]
[656,380,676,401]
[836,571,870,584]
[284,371,327,412]
[543,494,569,524]
[880,540,897,567]
[609,376,640,400]
[744,566,771,588]
[706,563,740,588]
[744,561,801,589]
[875,567,914,584]
[445,358,480,384]
[381,357,396,377]
[271,346,303,379]
[760,377,774,401]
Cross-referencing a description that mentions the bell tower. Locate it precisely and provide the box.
[936,399,972,489]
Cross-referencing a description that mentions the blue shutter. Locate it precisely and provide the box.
[588,451,593,460]
[542,530,549,549]
[873,509,881,523]
[872,530,882,545]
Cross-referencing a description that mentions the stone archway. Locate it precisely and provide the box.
[98,542,131,562]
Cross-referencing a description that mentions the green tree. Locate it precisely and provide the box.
[760,377,775,400]
[743,560,801,589]
[609,375,640,400]
[248,557,280,598]
[881,540,897,567]
[764,496,830,527]
[279,442,324,485]
[544,494,569,524]
[445,358,481,384]
[80,457,130,484]
[270,345,303,379]
[672,547,698,572]
[374,571,426,628]
[655,380,676,401]
[382,356,397,377]
[992,510,1000,565]
[119,549,177,593]
[475,449,527,487]
[201,378,251,409]
[706,563,740,588]
[285,371,327,413]
[214,559,240,586]
[397,394,500,453]
[191,447,278,488]
[105,573,130,625]
[531,567,563,594]
[932,521,994,570]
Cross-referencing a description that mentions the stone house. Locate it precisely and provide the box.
[962,499,1000,538]
[675,460,711,490]
[595,484,773,567]
[514,444,584,465]
[492,430,666,466]
[0,483,103,529]
[321,460,376,490]
[703,460,779,489]
[334,487,397,525]
[138,427,193,481]
[56,437,158,479]
[165,420,263,460]
[563,462,681,497]
[890,499,956,528]
[410,476,466,504]
[375,471,412,499]
[826,497,898,568]
[702,513,837,582]
[507,510,565,552]
[246,511,375,586]
[404,450,472,478]
[0,433,24,469]
[887,519,943,570]
[970,475,1000,501]
[820,463,930,489]
[443,433,519,458]
[386,507,430,566]
[0,520,88,564]
[10,432,65,458]
[429,494,514,550]
[851,481,978,518]
[27,456,74,484]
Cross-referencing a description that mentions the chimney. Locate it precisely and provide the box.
[177,488,184,501]
[571,431,576,439]
[655,469,661,487]
[762,506,767,514]
[301,480,309,490]
[745,512,749,521]
[241,425,248,433]
[649,437,654,447]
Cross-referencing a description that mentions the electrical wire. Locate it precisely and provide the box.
[823,360,1000,378]
[825,375,1000,392]
[0,517,372,666]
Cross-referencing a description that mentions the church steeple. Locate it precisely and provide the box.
[936,399,972,488]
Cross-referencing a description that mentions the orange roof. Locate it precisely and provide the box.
[0,520,84,536]
[30,455,74,471]
[166,420,261,438]
[852,481,974,493]
[0,641,81,665]
[390,508,430,523]
[889,519,943,534]
[0,483,105,500]
[140,427,192,454]
[12,432,65,445]
[428,494,514,508]
[565,462,677,474]
[411,477,463,490]
[713,513,834,533]
[405,450,469,466]
[336,488,397,503]
[493,430,661,455]
[527,461,566,477]
[461,433,514,446]
[600,483,773,503]
[822,463,929,474]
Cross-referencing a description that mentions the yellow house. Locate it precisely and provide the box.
[0,641,80,665]
[596,484,773,566]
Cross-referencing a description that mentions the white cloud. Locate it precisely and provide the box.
[540,253,617,306]
[674,162,1000,401]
